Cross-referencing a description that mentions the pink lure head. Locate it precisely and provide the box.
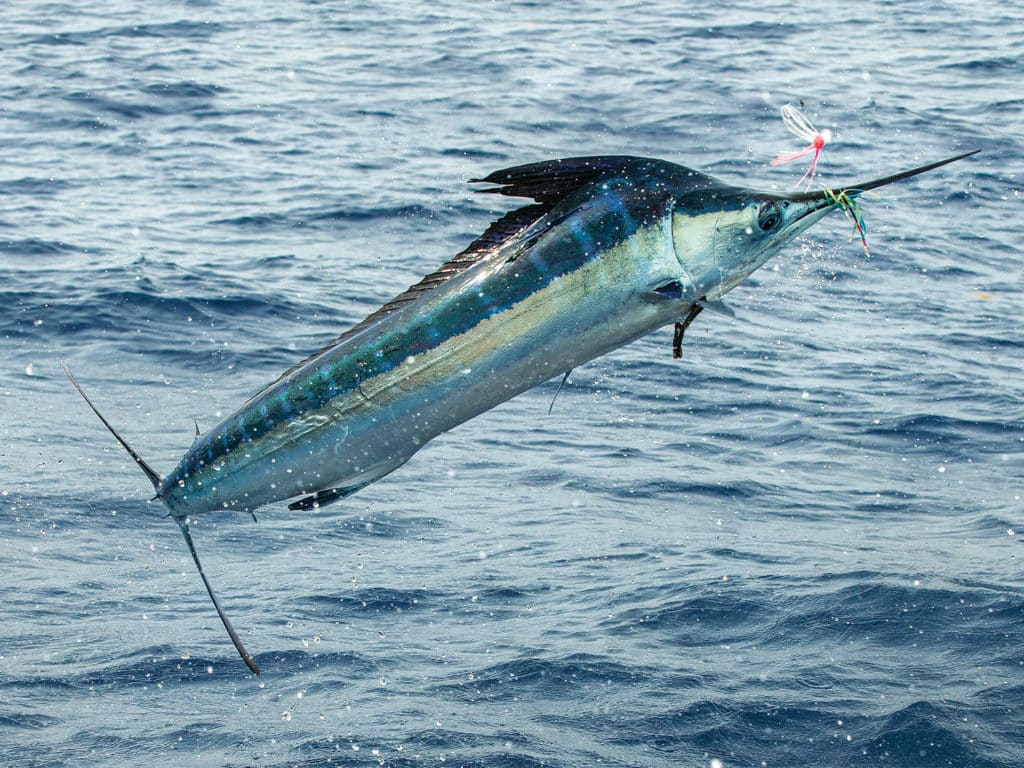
[773,105,832,190]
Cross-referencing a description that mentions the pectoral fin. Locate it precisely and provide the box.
[671,299,736,358]
[673,300,706,359]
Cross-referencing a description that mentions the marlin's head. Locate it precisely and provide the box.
[669,150,979,302]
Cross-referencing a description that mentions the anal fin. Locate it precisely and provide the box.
[288,483,369,511]
[644,279,692,303]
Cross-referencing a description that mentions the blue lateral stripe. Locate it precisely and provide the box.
[164,180,656,491]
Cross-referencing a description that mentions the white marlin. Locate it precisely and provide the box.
[66,150,978,672]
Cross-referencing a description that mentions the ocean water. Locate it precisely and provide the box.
[1,0,1022,766]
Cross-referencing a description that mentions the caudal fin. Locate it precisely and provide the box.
[62,361,261,675]
[62,360,163,492]
[177,518,261,674]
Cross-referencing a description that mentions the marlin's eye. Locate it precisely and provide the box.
[757,201,782,232]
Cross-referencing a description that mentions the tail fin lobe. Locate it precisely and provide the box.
[61,360,163,493]
[177,518,261,674]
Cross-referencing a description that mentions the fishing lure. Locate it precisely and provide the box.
[771,104,832,190]
[823,187,872,256]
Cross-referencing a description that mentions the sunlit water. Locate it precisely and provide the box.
[2,1,1022,766]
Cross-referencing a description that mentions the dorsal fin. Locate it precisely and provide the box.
[334,202,549,342]
[241,202,550,404]
[471,155,651,203]
[344,156,657,334]
[242,156,653,405]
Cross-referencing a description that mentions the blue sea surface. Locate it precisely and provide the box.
[1,1,1022,766]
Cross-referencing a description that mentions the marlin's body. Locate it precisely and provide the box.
[163,159,727,516]
[66,151,977,672]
